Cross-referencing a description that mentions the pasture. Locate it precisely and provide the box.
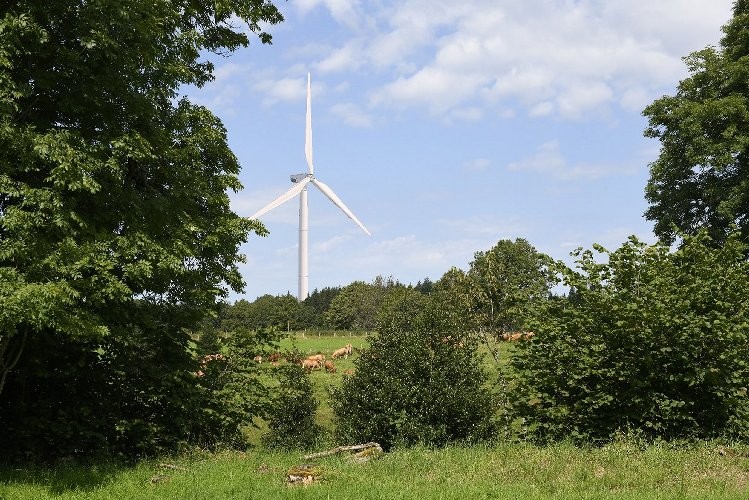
[276,331,370,433]
[259,331,513,440]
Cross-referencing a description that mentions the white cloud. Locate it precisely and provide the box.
[352,234,479,273]
[295,0,365,30]
[287,0,733,120]
[316,42,364,73]
[507,140,636,180]
[449,106,484,122]
[313,235,350,253]
[329,102,373,127]
[462,158,490,171]
[441,215,529,240]
[373,67,485,114]
[252,77,307,106]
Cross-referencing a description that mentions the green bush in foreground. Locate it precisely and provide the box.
[192,327,280,450]
[332,287,496,450]
[512,232,749,443]
[262,361,322,451]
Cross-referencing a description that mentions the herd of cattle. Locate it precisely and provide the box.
[246,343,355,375]
[299,343,353,374]
[198,332,534,378]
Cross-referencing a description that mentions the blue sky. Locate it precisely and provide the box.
[182,0,734,302]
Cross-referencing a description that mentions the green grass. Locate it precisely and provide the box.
[6,333,748,498]
[3,442,749,499]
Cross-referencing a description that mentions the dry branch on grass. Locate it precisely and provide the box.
[303,442,383,460]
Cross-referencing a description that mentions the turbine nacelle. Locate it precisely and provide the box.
[291,173,311,183]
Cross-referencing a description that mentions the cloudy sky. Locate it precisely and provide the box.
[182,0,735,301]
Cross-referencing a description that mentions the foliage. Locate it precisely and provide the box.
[0,0,283,459]
[332,287,496,450]
[413,277,435,294]
[217,295,315,332]
[324,277,400,330]
[511,232,749,443]
[0,303,205,460]
[465,238,553,334]
[303,286,342,326]
[643,3,749,245]
[192,327,281,450]
[262,362,322,451]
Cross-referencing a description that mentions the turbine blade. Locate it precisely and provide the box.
[249,177,311,220]
[305,73,314,174]
[311,178,371,236]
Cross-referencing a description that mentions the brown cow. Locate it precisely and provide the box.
[301,358,321,372]
[324,360,337,373]
[331,343,353,359]
[267,352,281,363]
[500,332,524,341]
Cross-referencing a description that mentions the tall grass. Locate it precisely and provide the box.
[3,441,748,499]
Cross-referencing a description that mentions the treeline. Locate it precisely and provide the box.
[209,276,436,333]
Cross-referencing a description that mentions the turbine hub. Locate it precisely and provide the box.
[291,173,311,183]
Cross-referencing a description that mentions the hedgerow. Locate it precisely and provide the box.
[511,232,749,443]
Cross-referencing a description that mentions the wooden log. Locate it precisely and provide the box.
[303,442,382,460]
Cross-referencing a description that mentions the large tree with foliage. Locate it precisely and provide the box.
[644,1,749,245]
[465,238,553,334]
[325,277,402,331]
[0,0,282,458]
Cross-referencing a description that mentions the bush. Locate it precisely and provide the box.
[511,232,749,443]
[262,361,322,450]
[191,327,281,449]
[332,288,496,450]
[0,309,207,461]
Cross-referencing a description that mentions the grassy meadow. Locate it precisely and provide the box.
[3,332,749,499]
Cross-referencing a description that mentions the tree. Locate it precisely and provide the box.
[262,363,322,450]
[218,295,315,332]
[465,239,553,334]
[0,0,283,458]
[643,2,749,245]
[302,286,341,328]
[512,233,749,443]
[413,277,435,295]
[325,279,394,331]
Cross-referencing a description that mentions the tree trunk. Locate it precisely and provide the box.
[0,327,28,397]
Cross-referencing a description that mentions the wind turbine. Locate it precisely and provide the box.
[249,73,371,301]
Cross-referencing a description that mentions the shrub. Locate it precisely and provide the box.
[262,361,322,450]
[191,327,280,449]
[332,288,496,450]
[0,310,207,461]
[511,232,749,443]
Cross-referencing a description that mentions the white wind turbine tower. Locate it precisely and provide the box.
[249,73,371,301]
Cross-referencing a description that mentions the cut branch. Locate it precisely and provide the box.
[303,442,381,460]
